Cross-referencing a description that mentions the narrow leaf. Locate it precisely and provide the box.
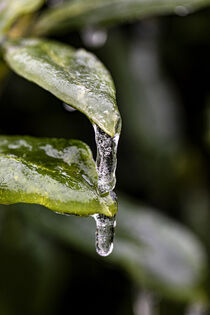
[0,0,44,37]
[3,38,121,137]
[0,136,117,216]
[33,0,210,35]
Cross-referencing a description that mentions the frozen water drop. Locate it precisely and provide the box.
[93,214,116,257]
[63,102,76,112]
[81,27,107,48]
[174,5,190,16]
[93,124,119,194]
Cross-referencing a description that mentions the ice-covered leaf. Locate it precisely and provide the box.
[0,0,44,37]
[20,197,207,301]
[33,0,210,35]
[3,38,121,137]
[0,136,117,216]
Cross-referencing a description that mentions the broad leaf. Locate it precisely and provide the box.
[0,136,117,216]
[3,38,121,137]
[0,0,44,37]
[33,0,210,36]
[114,199,206,301]
[18,197,207,302]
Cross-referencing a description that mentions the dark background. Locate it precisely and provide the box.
[1,4,210,315]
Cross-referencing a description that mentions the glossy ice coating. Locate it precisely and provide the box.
[93,123,120,194]
[93,213,116,256]
[4,38,121,137]
[0,136,117,216]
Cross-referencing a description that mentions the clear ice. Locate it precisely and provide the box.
[62,105,119,256]
[93,123,119,257]
[93,123,120,195]
[93,214,116,257]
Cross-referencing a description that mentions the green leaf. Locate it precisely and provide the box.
[114,198,207,301]
[19,197,207,302]
[33,0,210,36]
[0,136,117,216]
[3,38,121,137]
[0,0,44,37]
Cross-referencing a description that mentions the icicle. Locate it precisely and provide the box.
[93,124,120,195]
[93,213,116,257]
[92,191,117,257]
[92,124,120,256]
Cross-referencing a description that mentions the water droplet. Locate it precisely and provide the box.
[174,6,190,16]
[93,214,116,257]
[93,124,119,194]
[81,27,108,48]
[63,102,76,112]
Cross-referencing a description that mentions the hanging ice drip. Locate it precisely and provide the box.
[93,123,120,195]
[93,123,120,256]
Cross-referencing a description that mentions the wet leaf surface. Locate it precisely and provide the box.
[33,0,210,35]
[0,136,117,216]
[3,38,121,137]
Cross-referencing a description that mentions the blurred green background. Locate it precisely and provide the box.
[1,1,210,314]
